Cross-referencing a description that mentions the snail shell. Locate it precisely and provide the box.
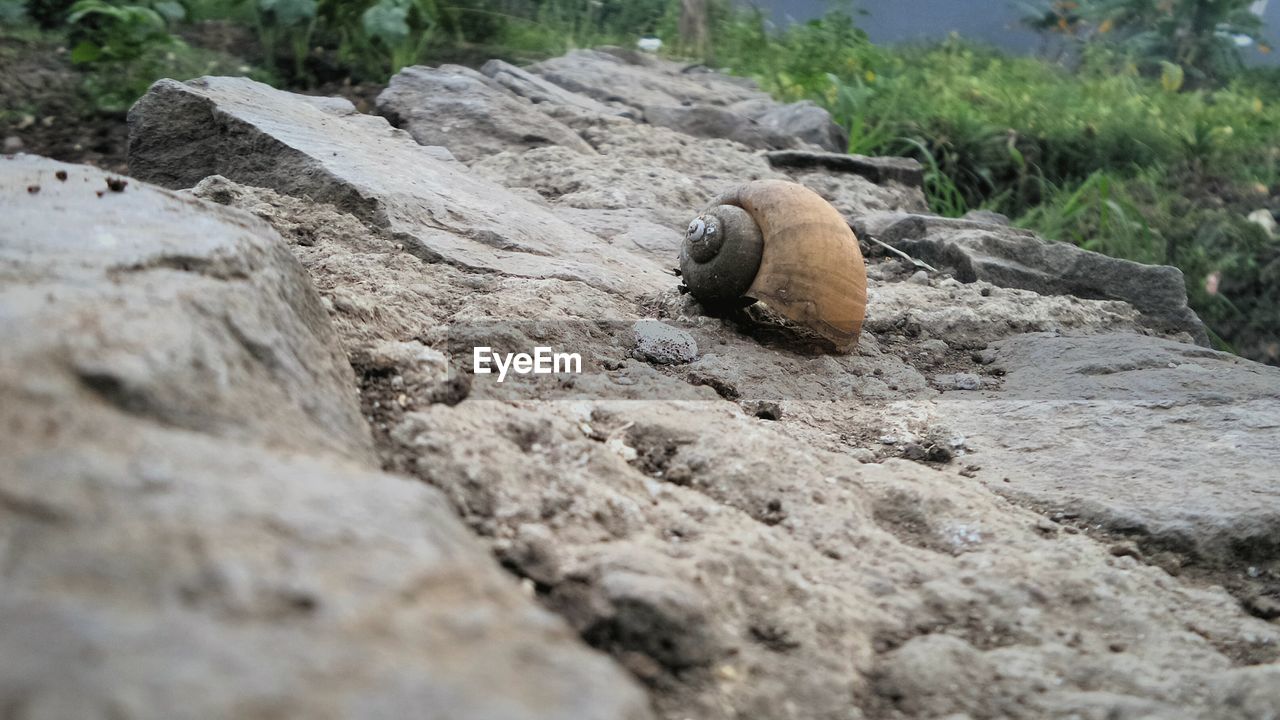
[679,179,867,350]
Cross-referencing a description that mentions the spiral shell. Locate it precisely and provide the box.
[679,179,867,350]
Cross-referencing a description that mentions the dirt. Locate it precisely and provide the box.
[0,32,129,172]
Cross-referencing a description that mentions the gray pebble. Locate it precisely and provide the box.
[850,448,877,463]
[939,373,983,391]
[632,320,698,365]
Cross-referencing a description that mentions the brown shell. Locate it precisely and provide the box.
[711,179,867,350]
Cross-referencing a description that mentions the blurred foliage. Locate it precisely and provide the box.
[0,0,28,22]
[10,0,674,86]
[67,0,180,63]
[1020,0,1269,86]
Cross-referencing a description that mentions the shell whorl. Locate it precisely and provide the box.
[679,204,764,303]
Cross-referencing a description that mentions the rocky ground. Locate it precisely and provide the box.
[3,47,1279,719]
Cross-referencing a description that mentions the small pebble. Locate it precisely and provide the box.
[632,319,697,365]
[1109,541,1142,559]
[664,463,693,485]
[850,448,877,464]
[971,348,998,365]
[746,400,782,421]
[919,338,949,358]
[908,270,930,285]
[901,442,928,461]
[1243,593,1280,620]
[939,373,982,391]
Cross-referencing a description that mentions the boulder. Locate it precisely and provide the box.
[376,64,595,163]
[937,331,1280,568]
[766,149,924,189]
[480,58,633,117]
[1,154,372,462]
[528,49,770,113]
[0,155,651,720]
[642,103,794,150]
[752,100,848,152]
[128,76,667,296]
[853,211,1210,344]
[961,209,1012,226]
[525,53,845,151]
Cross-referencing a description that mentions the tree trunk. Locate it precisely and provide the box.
[679,0,711,59]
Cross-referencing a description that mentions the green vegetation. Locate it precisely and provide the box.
[1,0,1276,361]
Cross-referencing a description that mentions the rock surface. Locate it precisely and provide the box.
[0,154,372,463]
[750,100,849,152]
[939,332,1280,567]
[525,48,845,151]
[7,47,1280,720]
[128,76,665,295]
[641,103,795,150]
[376,64,596,162]
[855,211,1211,344]
[480,58,634,117]
[766,149,924,189]
[528,49,769,111]
[0,155,651,720]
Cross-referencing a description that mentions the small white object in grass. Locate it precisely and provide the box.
[1247,208,1276,237]
[637,37,663,52]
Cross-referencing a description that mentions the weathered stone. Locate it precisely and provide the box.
[936,372,982,390]
[962,208,1012,226]
[0,155,652,720]
[632,320,698,365]
[766,149,924,189]
[128,76,666,296]
[377,64,596,162]
[854,211,1210,344]
[529,49,769,113]
[866,272,1143,348]
[753,100,847,152]
[937,332,1280,568]
[0,154,372,462]
[526,53,841,151]
[480,58,633,117]
[787,169,930,218]
[642,104,793,150]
